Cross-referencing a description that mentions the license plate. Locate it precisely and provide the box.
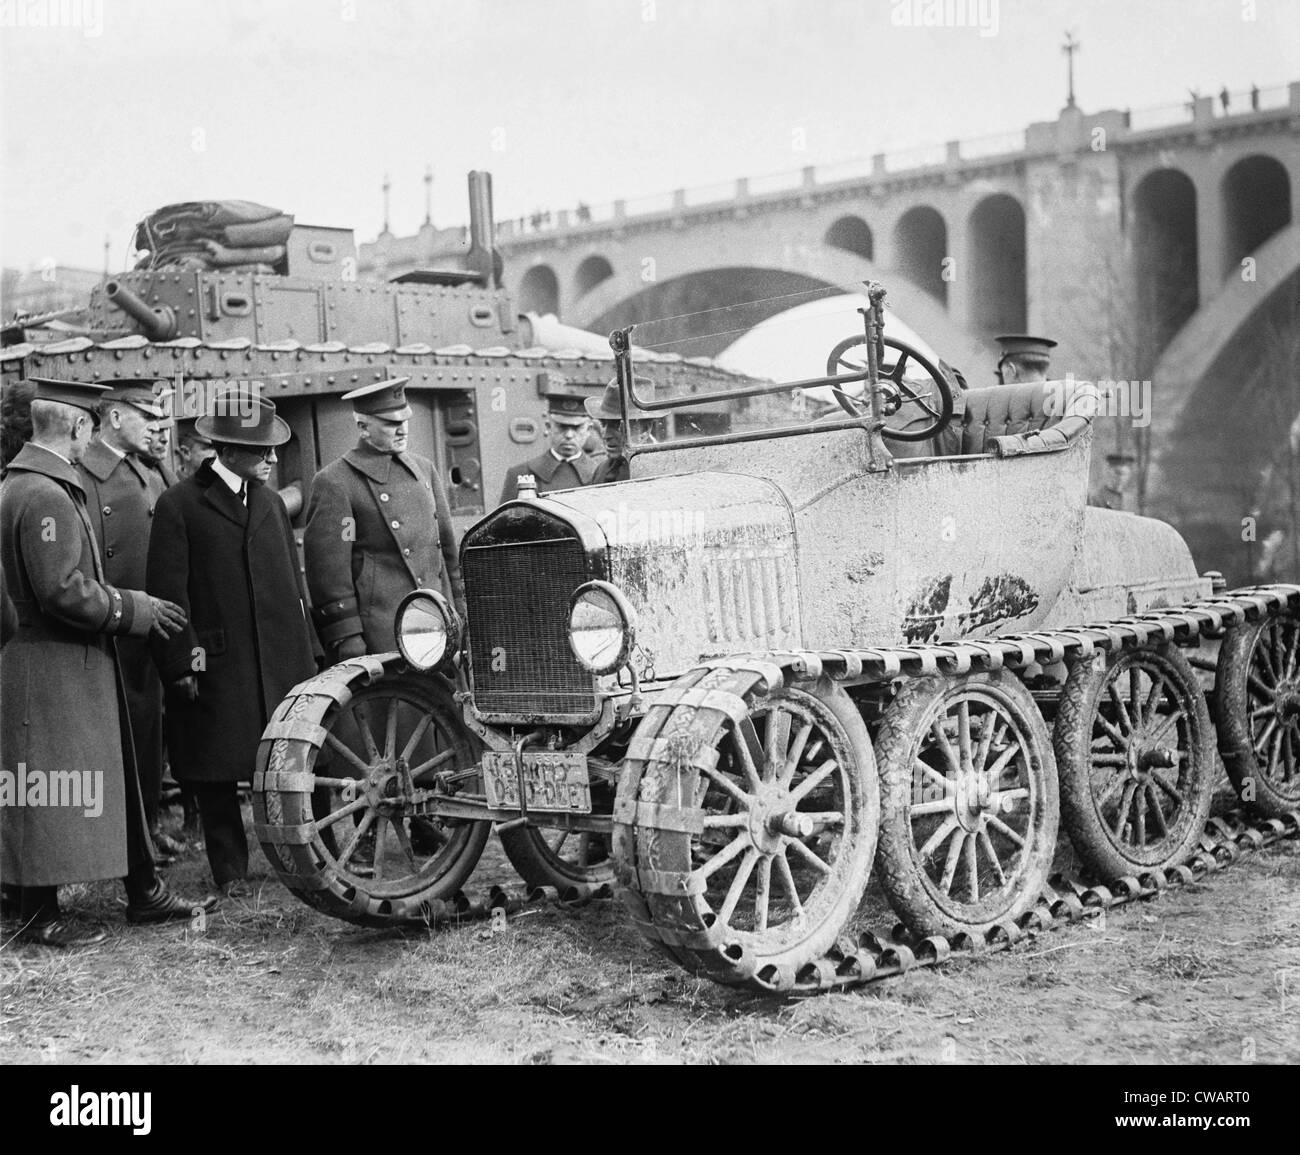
[482,751,591,813]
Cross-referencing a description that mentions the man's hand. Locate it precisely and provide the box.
[149,597,187,637]
[335,636,366,662]
[173,674,199,702]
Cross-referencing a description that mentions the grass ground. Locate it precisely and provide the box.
[3,801,1297,1065]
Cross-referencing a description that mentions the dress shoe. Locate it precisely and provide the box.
[0,885,21,920]
[125,881,219,925]
[20,918,109,949]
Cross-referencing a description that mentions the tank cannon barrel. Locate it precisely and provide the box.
[105,280,177,341]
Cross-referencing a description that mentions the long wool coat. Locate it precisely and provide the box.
[146,460,316,783]
[0,443,156,886]
[303,442,464,655]
[78,439,170,803]
[498,450,596,506]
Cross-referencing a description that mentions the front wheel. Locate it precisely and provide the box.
[875,670,1059,939]
[255,664,491,925]
[614,671,879,991]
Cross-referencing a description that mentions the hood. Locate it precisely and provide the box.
[541,471,802,679]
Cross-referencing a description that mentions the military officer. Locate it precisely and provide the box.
[994,335,1057,385]
[78,380,184,858]
[498,396,598,505]
[585,376,657,485]
[173,417,216,480]
[1091,452,1138,512]
[304,377,463,661]
[2,378,215,946]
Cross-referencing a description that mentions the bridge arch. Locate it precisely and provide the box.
[1222,154,1293,279]
[893,205,949,305]
[576,257,992,374]
[967,193,1026,334]
[825,215,874,261]
[518,263,560,315]
[574,254,615,298]
[1146,222,1300,584]
[1133,168,1199,359]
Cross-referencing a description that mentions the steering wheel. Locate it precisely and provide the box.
[825,334,954,442]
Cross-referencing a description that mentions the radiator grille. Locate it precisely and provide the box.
[463,536,596,717]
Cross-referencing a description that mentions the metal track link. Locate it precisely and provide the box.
[614,583,1300,993]
[368,808,1297,996]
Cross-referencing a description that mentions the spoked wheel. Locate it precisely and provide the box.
[875,671,1059,938]
[255,666,491,925]
[615,674,879,990]
[499,762,616,890]
[1214,612,1300,818]
[1055,645,1214,881]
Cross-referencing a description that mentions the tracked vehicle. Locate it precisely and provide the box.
[254,284,1299,991]
[0,172,749,523]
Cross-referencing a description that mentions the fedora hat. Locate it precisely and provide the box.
[195,389,290,447]
[586,376,656,422]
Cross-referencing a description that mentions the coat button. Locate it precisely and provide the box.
[390,519,400,529]
[102,505,112,516]
[106,547,115,558]
[379,493,390,502]
[403,548,411,556]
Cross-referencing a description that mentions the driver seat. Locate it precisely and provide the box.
[942,379,1097,457]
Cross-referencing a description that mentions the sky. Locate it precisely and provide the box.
[2,0,1298,272]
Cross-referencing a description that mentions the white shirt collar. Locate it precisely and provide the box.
[97,437,126,460]
[210,455,245,496]
[32,442,72,467]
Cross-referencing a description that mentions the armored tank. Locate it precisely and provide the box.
[0,172,750,528]
[253,283,1299,992]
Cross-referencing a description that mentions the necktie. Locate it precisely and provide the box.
[239,483,248,506]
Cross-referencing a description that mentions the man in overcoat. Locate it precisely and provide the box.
[1,379,216,946]
[146,389,317,894]
[304,377,463,661]
[498,396,598,505]
[78,380,184,857]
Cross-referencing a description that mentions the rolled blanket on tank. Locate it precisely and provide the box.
[132,200,295,271]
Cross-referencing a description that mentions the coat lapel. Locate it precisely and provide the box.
[196,461,248,527]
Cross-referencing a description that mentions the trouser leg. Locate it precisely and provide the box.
[122,859,160,906]
[188,782,248,886]
[19,885,60,926]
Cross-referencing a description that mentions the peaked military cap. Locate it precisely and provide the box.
[195,387,291,447]
[994,335,1057,361]
[30,377,111,416]
[342,377,413,420]
[547,395,590,425]
[174,417,212,446]
[102,378,173,418]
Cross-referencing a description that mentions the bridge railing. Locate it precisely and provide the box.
[448,84,1300,245]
